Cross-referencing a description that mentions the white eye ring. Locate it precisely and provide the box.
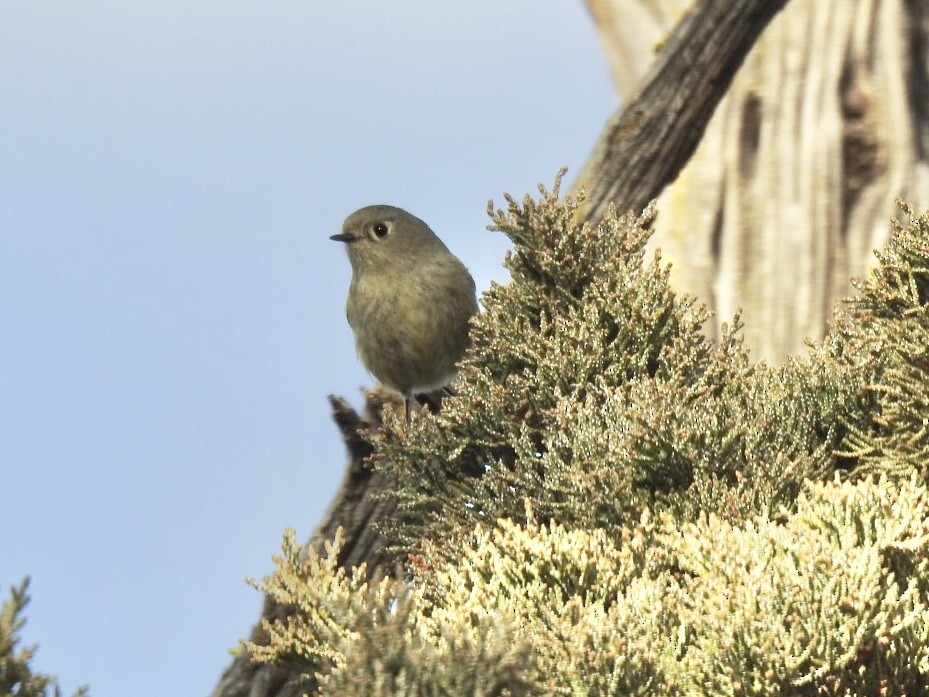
[371,222,390,240]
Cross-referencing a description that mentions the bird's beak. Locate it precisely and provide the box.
[329,232,359,243]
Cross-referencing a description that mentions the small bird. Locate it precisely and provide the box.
[330,205,478,421]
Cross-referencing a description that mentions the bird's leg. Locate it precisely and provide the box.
[415,391,442,414]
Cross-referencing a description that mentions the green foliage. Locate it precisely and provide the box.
[671,475,929,696]
[0,580,88,697]
[250,476,929,695]
[376,174,857,551]
[248,179,929,693]
[247,529,544,696]
[832,201,929,475]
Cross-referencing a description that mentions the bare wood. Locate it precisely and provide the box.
[580,0,929,361]
[574,0,791,220]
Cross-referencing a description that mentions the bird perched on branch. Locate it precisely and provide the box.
[331,205,478,422]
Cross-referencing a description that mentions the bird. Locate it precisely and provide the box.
[330,205,478,422]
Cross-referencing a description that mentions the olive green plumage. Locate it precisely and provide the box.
[331,205,478,418]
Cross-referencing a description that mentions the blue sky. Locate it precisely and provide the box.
[0,2,613,695]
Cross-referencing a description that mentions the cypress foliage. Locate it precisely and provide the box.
[247,177,929,695]
[0,580,88,697]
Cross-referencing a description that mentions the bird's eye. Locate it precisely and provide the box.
[371,223,389,239]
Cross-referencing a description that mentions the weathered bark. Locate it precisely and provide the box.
[581,0,929,361]
[209,394,395,697]
[574,0,791,218]
[208,2,792,695]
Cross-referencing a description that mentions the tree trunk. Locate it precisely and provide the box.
[580,0,929,362]
[209,394,396,697]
